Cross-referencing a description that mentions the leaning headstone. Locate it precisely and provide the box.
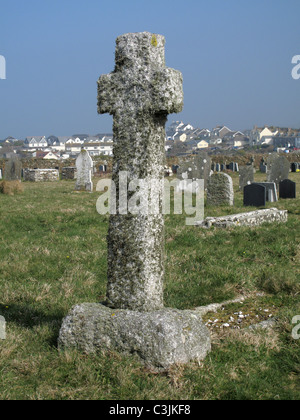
[75,150,93,191]
[4,156,22,181]
[244,183,266,207]
[267,154,290,185]
[239,166,254,190]
[59,32,211,370]
[255,182,278,203]
[207,173,234,206]
[279,179,296,199]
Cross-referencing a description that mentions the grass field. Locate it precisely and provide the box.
[0,171,299,400]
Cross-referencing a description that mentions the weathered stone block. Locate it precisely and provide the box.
[58,303,211,371]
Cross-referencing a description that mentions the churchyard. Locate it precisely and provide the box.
[0,32,299,400]
[0,169,299,400]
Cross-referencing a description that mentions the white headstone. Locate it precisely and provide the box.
[75,150,93,192]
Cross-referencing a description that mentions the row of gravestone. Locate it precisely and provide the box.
[176,152,297,207]
[0,152,105,192]
[212,162,239,172]
[244,179,296,206]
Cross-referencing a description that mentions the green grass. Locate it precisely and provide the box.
[0,173,299,400]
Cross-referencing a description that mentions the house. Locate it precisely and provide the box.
[196,140,209,149]
[211,126,233,139]
[249,126,278,145]
[233,136,249,148]
[35,151,59,160]
[259,127,278,145]
[173,133,187,142]
[83,142,113,156]
[66,137,83,145]
[43,151,59,160]
[65,143,83,154]
[24,136,48,149]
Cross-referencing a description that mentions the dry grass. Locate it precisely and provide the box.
[0,180,24,195]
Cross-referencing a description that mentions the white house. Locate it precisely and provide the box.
[25,136,48,149]
[259,127,278,145]
[43,151,59,160]
[197,140,209,149]
[84,142,113,156]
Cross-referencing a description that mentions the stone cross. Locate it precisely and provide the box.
[75,149,93,192]
[97,32,183,311]
[58,33,211,370]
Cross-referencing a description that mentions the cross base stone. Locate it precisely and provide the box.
[58,303,211,371]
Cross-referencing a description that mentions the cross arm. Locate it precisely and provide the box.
[151,67,184,115]
[97,73,117,115]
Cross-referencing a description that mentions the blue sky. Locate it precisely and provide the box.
[0,0,299,138]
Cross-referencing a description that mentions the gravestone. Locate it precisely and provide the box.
[244,183,266,207]
[59,32,211,370]
[99,164,107,173]
[255,182,278,203]
[4,156,22,181]
[215,163,220,172]
[260,163,268,173]
[177,152,211,189]
[267,154,290,185]
[0,169,2,180]
[171,164,179,174]
[239,166,254,190]
[75,150,93,191]
[279,179,296,199]
[229,162,239,172]
[207,173,234,206]
[291,163,299,173]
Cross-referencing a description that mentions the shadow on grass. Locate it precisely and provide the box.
[0,302,65,347]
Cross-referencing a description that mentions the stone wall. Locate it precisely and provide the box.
[61,167,77,180]
[24,168,59,182]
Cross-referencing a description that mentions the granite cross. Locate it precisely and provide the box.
[97,32,183,311]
